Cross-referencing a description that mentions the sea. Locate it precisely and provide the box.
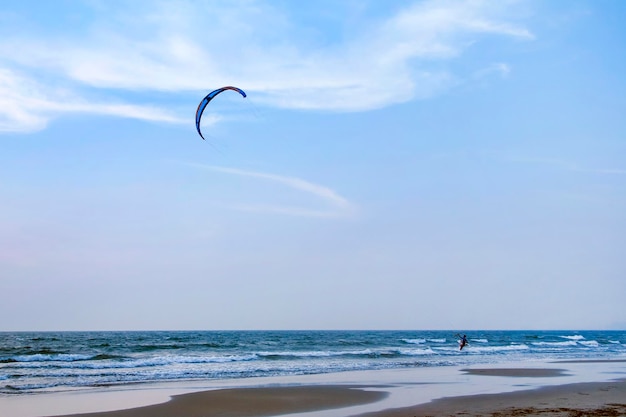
[1,330,624,395]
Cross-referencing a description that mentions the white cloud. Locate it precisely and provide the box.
[473,62,511,80]
[483,151,626,175]
[573,167,626,175]
[186,163,354,218]
[0,69,51,132]
[0,0,533,132]
[0,68,185,132]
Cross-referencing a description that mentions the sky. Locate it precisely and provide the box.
[0,0,624,331]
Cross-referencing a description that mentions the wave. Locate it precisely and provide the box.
[402,338,447,344]
[88,354,259,368]
[257,350,340,359]
[402,339,426,344]
[4,348,442,372]
[462,344,530,353]
[253,347,438,360]
[257,349,400,359]
[5,354,259,370]
[397,348,435,356]
[559,335,585,341]
[0,348,64,356]
[532,341,578,347]
[2,353,126,364]
[2,330,624,395]
[136,344,186,351]
[7,353,95,362]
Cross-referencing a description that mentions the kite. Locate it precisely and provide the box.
[195,86,247,140]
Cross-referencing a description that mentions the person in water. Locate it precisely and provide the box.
[459,334,468,350]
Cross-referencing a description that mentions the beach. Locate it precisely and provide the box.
[3,359,625,417]
[361,371,626,417]
[364,380,626,416]
[44,379,626,417]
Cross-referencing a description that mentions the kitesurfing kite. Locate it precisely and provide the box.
[195,86,247,140]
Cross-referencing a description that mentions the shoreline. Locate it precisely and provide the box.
[48,386,389,417]
[357,378,626,417]
[2,359,626,417]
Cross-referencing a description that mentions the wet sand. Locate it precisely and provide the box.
[47,386,388,417]
[357,379,626,417]
[460,368,568,377]
[46,379,626,417]
[18,360,626,417]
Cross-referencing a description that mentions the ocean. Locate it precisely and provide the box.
[1,330,624,395]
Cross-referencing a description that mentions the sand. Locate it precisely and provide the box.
[357,379,626,416]
[16,360,626,417]
[46,386,388,417]
[45,378,626,417]
[460,368,568,377]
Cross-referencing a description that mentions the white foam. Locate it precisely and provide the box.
[11,354,93,362]
[397,348,435,356]
[465,344,530,353]
[532,341,577,347]
[560,335,585,340]
[256,350,372,358]
[71,354,258,369]
[402,338,426,344]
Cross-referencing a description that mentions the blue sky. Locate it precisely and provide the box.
[1,0,624,331]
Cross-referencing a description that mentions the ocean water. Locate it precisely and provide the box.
[1,330,624,394]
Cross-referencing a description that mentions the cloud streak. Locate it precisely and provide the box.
[0,0,534,132]
[483,151,626,176]
[187,163,354,218]
[0,68,185,132]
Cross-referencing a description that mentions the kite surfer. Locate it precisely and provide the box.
[458,334,468,351]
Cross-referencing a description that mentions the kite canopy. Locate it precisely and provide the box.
[195,86,247,140]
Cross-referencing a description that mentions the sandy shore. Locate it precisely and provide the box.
[6,360,624,417]
[357,379,626,416]
[48,385,388,417]
[44,378,626,417]
[460,368,568,377]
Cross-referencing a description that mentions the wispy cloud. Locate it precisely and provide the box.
[0,68,185,132]
[0,0,534,132]
[483,151,626,175]
[186,163,354,218]
[572,167,626,175]
[0,69,49,132]
[472,62,511,80]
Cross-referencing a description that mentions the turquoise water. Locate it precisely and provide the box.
[1,330,624,394]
